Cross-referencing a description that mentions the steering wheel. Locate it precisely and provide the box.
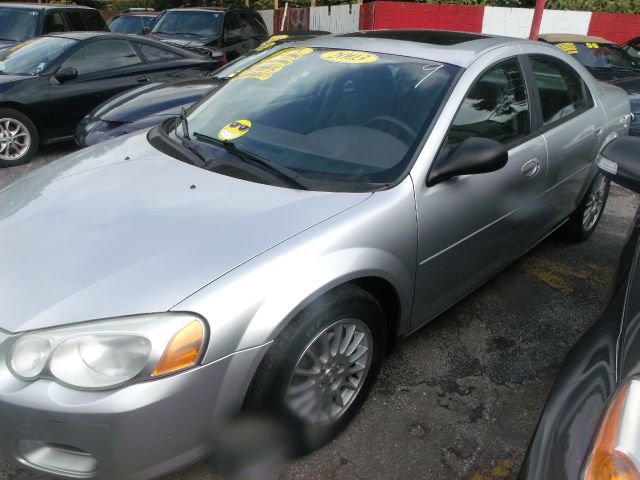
[365,115,418,144]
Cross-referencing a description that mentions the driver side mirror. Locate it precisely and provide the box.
[427,137,509,186]
[54,66,78,83]
[597,136,640,194]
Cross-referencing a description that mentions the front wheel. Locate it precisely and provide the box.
[0,108,39,168]
[245,284,387,454]
[560,172,610,242]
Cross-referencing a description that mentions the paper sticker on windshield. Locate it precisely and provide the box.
[255,40,276,52]
[233,47,313,81]
[320,51,378,64]
[586,42,600,49]
[218,120,252,141]
[555,43,578,55]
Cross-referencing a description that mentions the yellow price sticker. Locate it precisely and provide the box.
[218,119,252,141]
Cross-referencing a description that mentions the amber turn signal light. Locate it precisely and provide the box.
[583,383,640,480]
[153,320,205,376]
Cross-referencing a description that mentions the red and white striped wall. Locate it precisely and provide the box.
[259,2,640,44]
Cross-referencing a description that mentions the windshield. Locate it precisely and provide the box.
[178,47,459,190]
[0,37,77,76]
[554,42,639,70]
[213,44,292,79]
[0,8,40,42]
[109,15,154,34]
[151,11,222,38]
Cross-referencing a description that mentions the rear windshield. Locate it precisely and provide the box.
[0,36,77,76]
[554,41,638,70]
[0,8,40,42]
[109,15,146,33]
[179,48,460,190]
[151,11,222,38]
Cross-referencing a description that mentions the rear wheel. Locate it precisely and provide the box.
[0,108,39,168]
[560,172,610,242]
[245,284,387,454]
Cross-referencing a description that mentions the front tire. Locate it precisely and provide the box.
[560,172,610,242]
[0,108,39,168]
[245,284,387,454]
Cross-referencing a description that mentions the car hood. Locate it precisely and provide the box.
[0,134,371,333]
[150,33,215,47]
[0,74,28,89]
[95,78,223,123]
[609,75,640,96]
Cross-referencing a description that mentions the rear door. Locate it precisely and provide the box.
[45,38,146,139]
[527,54,603,229]
[413,55,549,326]
[221,13,248,61]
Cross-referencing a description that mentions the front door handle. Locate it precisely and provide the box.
[521,158,541,178]
[594,122,604,138]
[137,77,150,83]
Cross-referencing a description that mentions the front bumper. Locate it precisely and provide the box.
[0,330,270,480]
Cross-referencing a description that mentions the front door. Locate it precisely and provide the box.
[413,56,549,327]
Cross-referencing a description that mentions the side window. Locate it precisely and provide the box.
[81,11,107,31]
[63,40,142,76]
[137,42,182,62]
[529,56,589,126]
[44,12,67,34]
[239,13,255,39]
[64,11,86,31]
[250,15,267,37]
[448,58,530,149]
[224,13,241,41]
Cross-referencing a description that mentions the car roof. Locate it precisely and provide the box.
[538,33,614,44]
[0,2,96,9]
[166,6,252,12]
[304,29,541,68]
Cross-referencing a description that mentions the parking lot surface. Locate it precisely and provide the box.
[1,144,638,480]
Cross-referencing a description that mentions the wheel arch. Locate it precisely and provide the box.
[0,102,42,140]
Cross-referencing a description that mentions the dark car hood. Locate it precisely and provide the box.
[149,33,216,47]
[609,75,640,96]
[590,68,640,84]
[0,133,370,332]
[0,74,30,89]
[94,78,223,123]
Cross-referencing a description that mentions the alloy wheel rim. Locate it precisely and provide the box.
[286,319,373,425]
[583,174,608,231]
[0,118,30,162]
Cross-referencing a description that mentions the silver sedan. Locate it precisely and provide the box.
[0,30,631,479]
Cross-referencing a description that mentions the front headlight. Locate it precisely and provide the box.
[7,313,207,390]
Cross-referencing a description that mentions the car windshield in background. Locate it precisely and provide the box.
[0,8,40,42]
[109,15,154,34]
[0,37,77,76]
[151,11,222,38]
[555,41,639,70]
[179,48,459,189]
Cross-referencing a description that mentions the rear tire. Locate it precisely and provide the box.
[0,108,39,168]
[559,172,610,242]
[245,284,387,455]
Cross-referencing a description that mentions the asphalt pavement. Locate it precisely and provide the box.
[1,144,638,480]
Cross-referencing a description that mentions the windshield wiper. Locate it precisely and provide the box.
[192,131,309,190]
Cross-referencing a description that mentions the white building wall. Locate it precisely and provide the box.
[310,4,360,34]
[258,9,275,35]
[483,6,591,38]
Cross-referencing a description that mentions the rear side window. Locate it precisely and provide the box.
[63,39,142,75]
[64,11,86,31]
[250,15,268,37]
[137,42,182,62]
[448,58,530,149]
[44,12,67,34]
[529,56,589,126]
[81,11,107,31]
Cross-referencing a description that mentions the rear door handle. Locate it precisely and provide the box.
[521,158,541,177]
[137,77,150,83]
